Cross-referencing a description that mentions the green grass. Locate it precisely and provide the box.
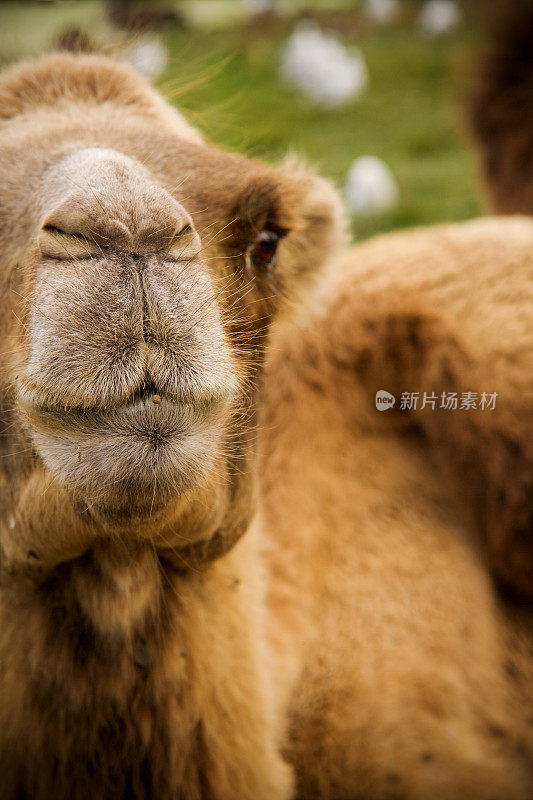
[159,14,483,240]
[0,2,484,242]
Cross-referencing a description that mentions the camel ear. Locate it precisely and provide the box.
[274,160,348,288]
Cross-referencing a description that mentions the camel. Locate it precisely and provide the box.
[469,1,533,214]
[0,52,531,800]
[0,52,344,800]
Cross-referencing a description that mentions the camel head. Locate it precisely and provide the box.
[0,54,344,574]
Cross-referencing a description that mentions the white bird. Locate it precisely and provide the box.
[281,22,367,107]
[344,156,399,214]
[418,0,461,35]
[124,37,167,81]
[242,0,276,13]
[365,0,398,24]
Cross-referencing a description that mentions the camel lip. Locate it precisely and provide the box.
[19,393,231,469]
[19,395,226,425]
[17,382,233,419]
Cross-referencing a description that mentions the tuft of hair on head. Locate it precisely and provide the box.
[56,27,96,54]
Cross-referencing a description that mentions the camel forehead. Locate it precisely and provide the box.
[44,147,190,247]
[51,147,176,210]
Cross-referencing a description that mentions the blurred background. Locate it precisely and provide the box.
[0,0,491,241]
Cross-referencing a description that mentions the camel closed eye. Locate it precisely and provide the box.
[38,224,102,261]
[165,223,202,262]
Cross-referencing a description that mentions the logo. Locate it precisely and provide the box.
[375,390,395,410]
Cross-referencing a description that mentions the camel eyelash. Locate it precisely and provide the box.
[42,224,68,235]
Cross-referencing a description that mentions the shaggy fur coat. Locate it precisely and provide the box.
[260,217,533,799]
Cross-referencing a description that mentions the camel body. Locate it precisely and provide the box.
[261,218,533,799]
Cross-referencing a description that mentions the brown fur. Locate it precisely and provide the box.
[0,53,343,799]
[260,218,533,798]
[1,51,532,800]
[469,1,533,213]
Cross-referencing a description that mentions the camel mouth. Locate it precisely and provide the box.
[19,392,233,468]
[18,387,232,520]
[18,380,234,422]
